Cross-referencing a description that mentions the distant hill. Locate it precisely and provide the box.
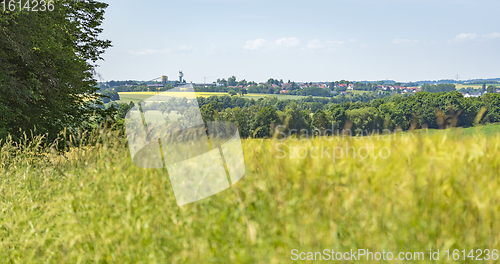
[415,78,500,85]
[357,78,500,86]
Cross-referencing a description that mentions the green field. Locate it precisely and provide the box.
[1,127,500,263]
[417,123,500,137]
[350,90,371,95]
[115,92,155,103]
[455,84,499,90]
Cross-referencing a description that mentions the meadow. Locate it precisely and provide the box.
[418,123,500,137]
[1,126,500,263]
[455,84,499,90]
[350,90,370,95]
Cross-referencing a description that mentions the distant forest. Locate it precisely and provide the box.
[108,91,500,138]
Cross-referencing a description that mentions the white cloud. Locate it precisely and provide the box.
[207,44,217,54]
[325,40,344,51]
[452,33,477,41]
[176,45,194,52]
[306,39,344,51]
[275,37,301,48]
[243,39,267,50]
[326,40,344,46]
[483,32,500,39]
[393,39,410,44]
[307,39,324,49]
[348,39,357,43]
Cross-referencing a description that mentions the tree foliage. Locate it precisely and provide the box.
[421,84,456,93]
[101,90,120,103]
[0,0,112,141]
[192,91,500,138]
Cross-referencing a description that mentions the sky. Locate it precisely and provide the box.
[97,0,500,83]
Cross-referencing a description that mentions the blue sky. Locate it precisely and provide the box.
[98,0,500,83]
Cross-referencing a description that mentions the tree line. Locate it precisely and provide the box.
[192,91,499,138]
[105,91,500,139]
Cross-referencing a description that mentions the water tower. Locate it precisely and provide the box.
[178,71,184,83]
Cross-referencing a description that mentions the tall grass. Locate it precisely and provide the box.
[0,127,499,263]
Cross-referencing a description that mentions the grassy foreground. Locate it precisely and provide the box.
[1,129,500,263]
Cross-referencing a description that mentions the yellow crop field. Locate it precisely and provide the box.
[455,84,498,90]
[1,128,500,262]
[119,92,227,97]
[116,92,304,103]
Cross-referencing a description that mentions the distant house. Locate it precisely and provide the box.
[463,91,486,98]
[280,90,289,94]
[147,83,164,88]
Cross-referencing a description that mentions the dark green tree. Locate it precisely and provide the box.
[346,107,380,133]
[238,89,247,96]
[117,102,135,119]
[250,107,279,138]
[282,102,308,133]
[200,100,223,121]
[101,90,120,103]
[326,104,347,129]
[312,109,328,132]
[487,85,497,93]
[228,76,237,86]
[0,0,112,141]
